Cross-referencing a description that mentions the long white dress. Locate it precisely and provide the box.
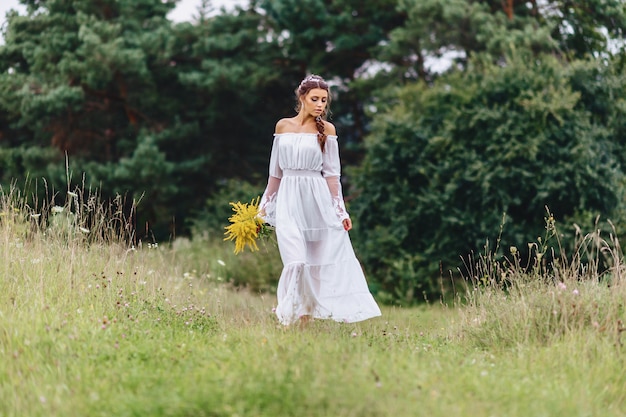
[260,132,381,325]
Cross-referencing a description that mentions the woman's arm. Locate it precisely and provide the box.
[322,131,351,230]
[259,127,283,226]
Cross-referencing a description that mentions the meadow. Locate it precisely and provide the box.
[1,190,625,417]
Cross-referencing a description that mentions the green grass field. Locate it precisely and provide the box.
[2,195,626,417]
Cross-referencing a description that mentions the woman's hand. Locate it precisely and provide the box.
[342,218,352,231]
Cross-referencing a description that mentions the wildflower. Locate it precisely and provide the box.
[572,289,579,295]
[509,246,517,255]
[557,282,567,290]
[51,206,64,214]
[223,197,266,254]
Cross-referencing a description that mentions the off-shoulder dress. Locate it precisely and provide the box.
[260,132,381,325]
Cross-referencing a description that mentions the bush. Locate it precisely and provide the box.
[350,53,626,304]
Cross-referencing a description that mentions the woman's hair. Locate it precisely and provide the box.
[295,74,331,152]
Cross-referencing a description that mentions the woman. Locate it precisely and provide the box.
[260,74,381,325]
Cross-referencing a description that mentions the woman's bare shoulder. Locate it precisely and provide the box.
[324,120,337,136]
[275,118,296,134]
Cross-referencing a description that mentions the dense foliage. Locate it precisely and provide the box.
[351,54,626,303]
[1,0,626,302]
[350,0,626,303]
[0,0,298,237]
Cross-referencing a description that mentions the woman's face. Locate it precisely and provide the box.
[300,88,328,118]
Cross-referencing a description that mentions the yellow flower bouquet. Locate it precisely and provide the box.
[223,197,273,254]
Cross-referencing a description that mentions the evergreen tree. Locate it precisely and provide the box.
[258,0,406,146]
[0,0,289,238]
[377,0,626,83]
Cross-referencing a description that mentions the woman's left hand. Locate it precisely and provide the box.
[342,218,352,231]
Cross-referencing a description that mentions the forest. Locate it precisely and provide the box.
[1,0,626,303]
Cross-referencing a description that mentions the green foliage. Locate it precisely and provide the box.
[259,0,404,78]
[351,52,626,304]
[190,178,265,233]
[376,0,626,84]
[0,146,65,184]
[258,0,406,144]
[545,0,626,59]
[0,0,291,238]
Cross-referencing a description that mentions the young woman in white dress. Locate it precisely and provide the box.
[259,74,381,326]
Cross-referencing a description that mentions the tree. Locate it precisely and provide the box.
[0,0,290,238]
[258,0,406,146]
[376,0,626,84]
[0,0,183,235]
[350,52,626,304]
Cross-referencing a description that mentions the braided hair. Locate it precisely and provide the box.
[295,74,331,152]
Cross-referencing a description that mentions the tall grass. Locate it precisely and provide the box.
[459,209,626,348]
[2,189,626,416]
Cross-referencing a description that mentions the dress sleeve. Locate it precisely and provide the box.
[322,136,349,222]
[259,135,281,226]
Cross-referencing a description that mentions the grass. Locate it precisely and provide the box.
[2,191,626,416]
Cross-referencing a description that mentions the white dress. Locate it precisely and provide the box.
[260,132,382,325]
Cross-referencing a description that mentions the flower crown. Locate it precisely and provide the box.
[299,74,325,89]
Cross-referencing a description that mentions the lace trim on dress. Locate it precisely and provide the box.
[259,191,278,226]
[331,197,349,222]
[324,175,349,222]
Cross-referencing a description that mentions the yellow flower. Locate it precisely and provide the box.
[224,197,265,254]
